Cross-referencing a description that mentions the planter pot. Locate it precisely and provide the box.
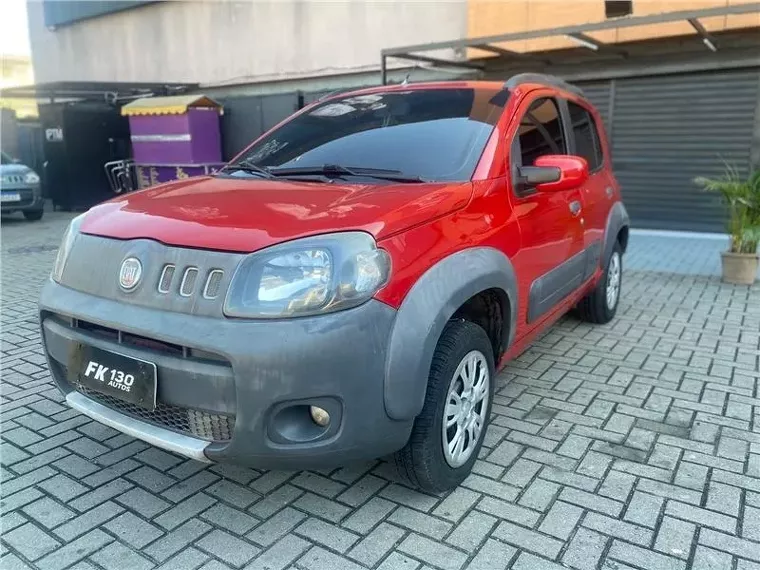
[721,251,759,285]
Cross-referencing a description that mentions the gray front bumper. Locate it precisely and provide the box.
[1,186,43,211]
[40,280,413,468]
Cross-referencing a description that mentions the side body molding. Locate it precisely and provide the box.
[384,247,518,421]
[602,201,630,264]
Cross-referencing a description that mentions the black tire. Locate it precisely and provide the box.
[577,241,623,324]
[393,320,495,493]
[23,209,44,221]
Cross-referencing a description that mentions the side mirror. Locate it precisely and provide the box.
[517,155,589,192]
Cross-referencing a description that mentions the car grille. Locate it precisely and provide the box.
[158,264,225,300]
[77,385,235,441]
[74,319,225,362]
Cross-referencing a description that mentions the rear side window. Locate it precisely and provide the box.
[515,98,567,167]
[567,101,603,171]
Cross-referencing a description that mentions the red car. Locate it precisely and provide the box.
[40,74,629,492]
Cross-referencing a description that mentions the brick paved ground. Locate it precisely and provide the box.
[2,210,760,570]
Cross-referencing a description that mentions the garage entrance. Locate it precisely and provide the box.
[577,68,760,233]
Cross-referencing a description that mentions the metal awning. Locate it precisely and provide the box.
[380,3,760,84]
[0,81,199,103]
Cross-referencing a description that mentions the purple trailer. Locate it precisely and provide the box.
[121,95,225,189]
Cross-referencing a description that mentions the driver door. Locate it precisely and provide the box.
[507,95,586,334]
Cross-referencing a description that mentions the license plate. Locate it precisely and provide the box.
[1,193,21,203]
[73,345,157,410]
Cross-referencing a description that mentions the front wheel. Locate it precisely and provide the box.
[393,320,494,492]
[577,241,623,324]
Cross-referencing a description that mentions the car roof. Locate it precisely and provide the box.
[318,77,585,105]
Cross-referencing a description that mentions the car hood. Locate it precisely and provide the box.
[0,164,32,175]
[80,176,473,253]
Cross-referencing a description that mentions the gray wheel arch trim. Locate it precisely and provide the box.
[384,247,518,421]
[602,201,630,265]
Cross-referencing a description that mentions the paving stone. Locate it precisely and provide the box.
[248,484,302,519]
[200,503,258,535]
[559,487,623,516]
[36,473,88,503]
[161,470,219,503]
[388,506,452,539]
[707,481,742,517]
[583,512,653,546]
[115,487,171,519]
[103,511,164,549]
[377,552,421,570]
[294,492,351,523]
[143,519,212,562]
[35,529,113,570]
[538,501,583,540]
[342,497,396,534]
[624,491,664,528]
[244,535,310,570]
[3,522,61,561]
[492,520,563,558]
[562,527,607,569]
[398,534,468,570]
[432,487,479,523]
[654,516,695,560]
[664,501,737,534]
[53,501,125,542]
[295,517,359,553]
[298,546,365,570]
[335,474,387,508]
[608,539,687,570]
[445,511,497,552]
[154,492,216,531]
[197,529,261,568]
[700,528,760,562]
[247,507,306,547]
[692,545,733,570]
[477,496,540,527]
[90,541,154,570]
[21,496,75,528]
[153,547,208,570]
[347,522,406,567]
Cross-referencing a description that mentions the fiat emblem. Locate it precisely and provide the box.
[119,257,142,290]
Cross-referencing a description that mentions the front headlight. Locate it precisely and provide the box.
[24,172,40,184]
[52,215,85,283]
[224,232,390,318]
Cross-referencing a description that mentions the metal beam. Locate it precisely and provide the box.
[567,32,629,57]
[381,3,760,57]
[386,53,485,70]
[471,44,523,57]
[688,18,719,52]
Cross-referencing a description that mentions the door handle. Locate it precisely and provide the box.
[569,200,582,217]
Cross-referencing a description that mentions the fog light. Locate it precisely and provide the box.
[310,406,330,427]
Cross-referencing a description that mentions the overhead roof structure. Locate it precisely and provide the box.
[380,3,760,84]
[0,81,198,103]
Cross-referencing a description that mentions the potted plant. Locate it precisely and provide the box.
[694,165,760,285]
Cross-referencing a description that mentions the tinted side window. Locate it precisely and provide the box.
[567,101,603,171]
[516,98,566,169]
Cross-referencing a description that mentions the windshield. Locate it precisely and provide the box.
[231,87,508,182]
[0,151,13,165]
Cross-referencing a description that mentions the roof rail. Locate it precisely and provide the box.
[504,73,584,96]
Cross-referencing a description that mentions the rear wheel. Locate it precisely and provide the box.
[23,209,44,221]
[578,241,622,324]
[393,320,494,492]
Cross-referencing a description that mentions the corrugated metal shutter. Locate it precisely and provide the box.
[610,68,760,232]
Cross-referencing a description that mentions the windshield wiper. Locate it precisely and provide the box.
[267,164,429,183]
[219,161,275,179]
